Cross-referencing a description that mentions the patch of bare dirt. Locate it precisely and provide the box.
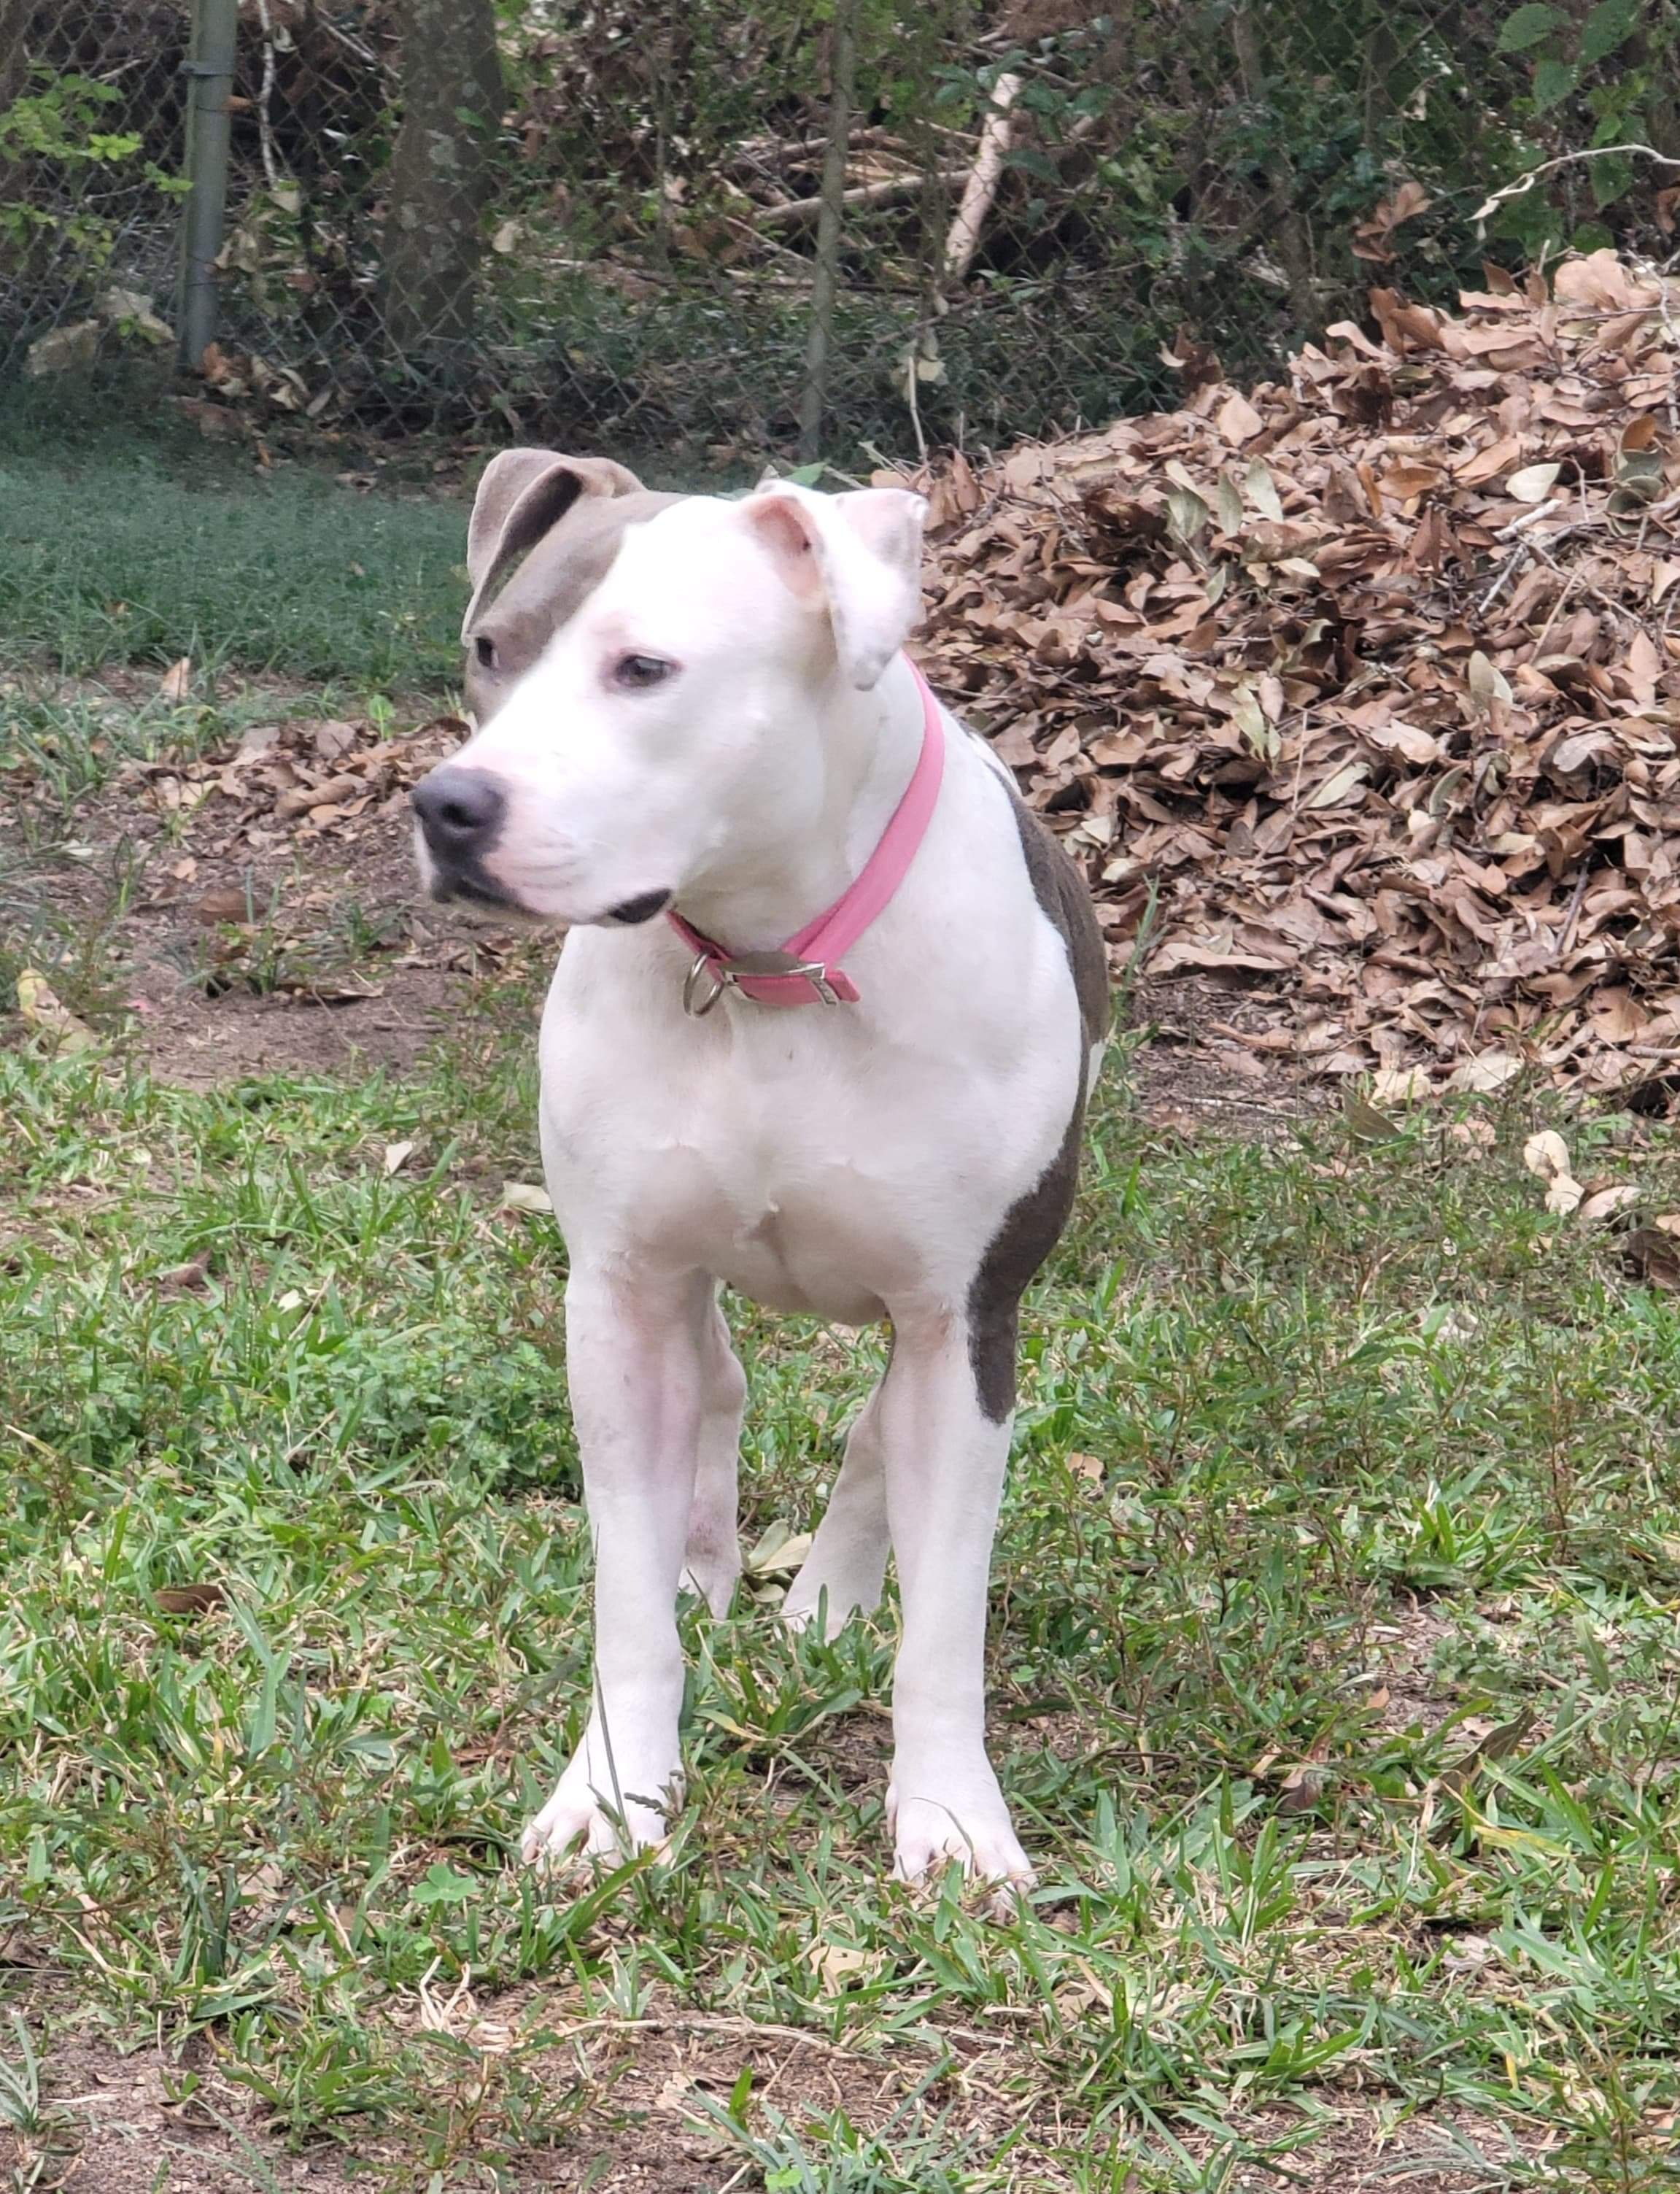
[5,1957,1578,2192]
[3,2028,365,2193]
[1369,1599,1468,1739]
[1130,972,1324,1133]
[1238,2101,1567,2192]
[9,692,549,1085]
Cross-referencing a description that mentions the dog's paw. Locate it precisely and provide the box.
[680,1545,740,1619]
[520,1755,672,1872]
[886,1785,1034,1908]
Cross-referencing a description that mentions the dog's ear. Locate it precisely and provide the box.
[462,449,644,640]
[743,482,927,690]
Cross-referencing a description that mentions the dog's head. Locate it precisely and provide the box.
[411,449,927,927]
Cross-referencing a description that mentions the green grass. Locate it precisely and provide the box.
[5,991,1680,2186]
[0,395,465,683]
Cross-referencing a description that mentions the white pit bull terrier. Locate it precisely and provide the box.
[413,450,1109,1888]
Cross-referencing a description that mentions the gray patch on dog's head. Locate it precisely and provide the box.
[458,447,684,724]
[463,449,643,627]
[465,490,683,722]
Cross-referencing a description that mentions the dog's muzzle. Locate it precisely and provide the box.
[411,765,511,903]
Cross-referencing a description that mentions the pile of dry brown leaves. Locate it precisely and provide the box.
[901,250,1680,1101]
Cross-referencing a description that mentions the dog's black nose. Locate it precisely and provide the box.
[412,767,506,862]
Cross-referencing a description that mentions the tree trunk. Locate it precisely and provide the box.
[798,0,859,463]
[381,0,503,354]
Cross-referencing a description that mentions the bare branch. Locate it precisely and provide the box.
[1474,144,1680,225]
[943,72,1022,283]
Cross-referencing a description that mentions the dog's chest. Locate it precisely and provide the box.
[605,1089,939,1321]
[541,1022,1009,1322]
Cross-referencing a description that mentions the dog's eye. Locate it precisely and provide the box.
[613,652,674,691]
[473,635,498,672]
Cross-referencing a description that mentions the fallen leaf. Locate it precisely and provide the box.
[275,773,365,822]
[96,285,171,341]
[1466,651,1513,708]
[500,1181,553,1213]
[1447,1052,1522,1094]
[653,2071,702,2117]
[812,1942,871,1990]
[744,1519,815,1575]
[1366,720,1444,765]
[309,720,360,762]
[15,970,96,1054]
[382,1140,417,1176]
[153,1583,227,1615]
[231,724,281,765]
[1244,459,1284,522]
[287,974,382,1004]
[1576,1183,1638,1225]
[1216,390,1265,444]
[1449,1119,1498,1148]
[26,319,100,376]
[1304,760,1370,809]
[1276,1765,1325,1813]
[1344,1092,1402,1140]
[1442,1709,1536,1794]
[158,657,193,703]
[1371,1067,1433,1103]
[1628,1228,1680,1289]
[196,887,252,925]
[1522,1129,1571,1179]
[1506,461,1561,503]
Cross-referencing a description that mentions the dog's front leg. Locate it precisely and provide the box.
[877,1307,1031,1891]
[681,1302,746,1616]
[521,1267,708,1869]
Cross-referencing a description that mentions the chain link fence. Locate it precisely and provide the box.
[3,1,1677,468]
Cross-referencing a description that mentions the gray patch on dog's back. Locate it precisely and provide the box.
[964,775,1109,1421]
[465,490,683,722]
[1004,792,1111,1052]
[965,1101,1083,1423]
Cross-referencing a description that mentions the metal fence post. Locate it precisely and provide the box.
[177,0,239,372]
[798,0,859,465]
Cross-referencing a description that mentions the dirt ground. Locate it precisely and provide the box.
[0,2001,1552,2193]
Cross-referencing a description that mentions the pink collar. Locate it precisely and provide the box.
[668,660,945,1014]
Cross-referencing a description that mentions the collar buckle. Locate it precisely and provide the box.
[682,949,843,1018]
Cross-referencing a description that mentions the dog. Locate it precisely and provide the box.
[412,450,1108,1888]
